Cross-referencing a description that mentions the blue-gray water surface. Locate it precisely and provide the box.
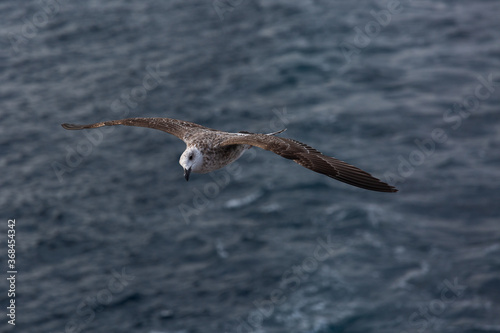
[1,1,500,332]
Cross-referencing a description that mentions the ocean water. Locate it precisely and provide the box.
[1,0,500,332]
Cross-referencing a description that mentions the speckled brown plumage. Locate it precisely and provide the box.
[61,117,397,192]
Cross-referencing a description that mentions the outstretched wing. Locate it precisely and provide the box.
[220,134,397,192]
[61,117,212,140]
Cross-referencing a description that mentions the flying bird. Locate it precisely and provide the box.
[61,117,397,192]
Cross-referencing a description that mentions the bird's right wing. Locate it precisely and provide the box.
[220,134,397,192]
[61,117,212,140]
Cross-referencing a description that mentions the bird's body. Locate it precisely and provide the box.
[183,134,251,174]
[61,117,397,192]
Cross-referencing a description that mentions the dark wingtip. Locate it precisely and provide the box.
[61,123,83,130]
[380,183,398,193]
[372,185,398,193]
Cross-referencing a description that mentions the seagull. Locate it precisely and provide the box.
[61,117,397,192]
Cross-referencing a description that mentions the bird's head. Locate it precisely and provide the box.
[179,147,203,181]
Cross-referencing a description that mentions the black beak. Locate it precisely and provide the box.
[184,167,192,181]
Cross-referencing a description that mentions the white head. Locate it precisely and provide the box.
[179,147,203,181]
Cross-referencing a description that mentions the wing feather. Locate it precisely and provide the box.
[220,134,397,192]
[61,117,212,140]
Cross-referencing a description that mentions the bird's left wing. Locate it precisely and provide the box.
[220,134,397,192]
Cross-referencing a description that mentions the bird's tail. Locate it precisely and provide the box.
[266,128,286,136]
[238,128,286,136]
